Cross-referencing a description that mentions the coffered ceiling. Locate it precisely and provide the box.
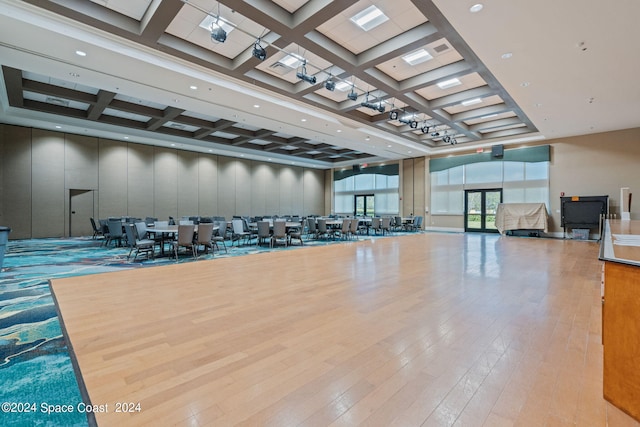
[0,0,638,168]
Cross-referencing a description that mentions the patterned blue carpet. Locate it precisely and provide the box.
[0,230,418,426]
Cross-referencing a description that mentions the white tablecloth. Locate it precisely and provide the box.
[495,203,548,234]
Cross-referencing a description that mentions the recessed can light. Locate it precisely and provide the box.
[189,85,198,90]
[470,4,484,13]
[254,104,260,108]
[501,52,513,59]
[75,50,87,57]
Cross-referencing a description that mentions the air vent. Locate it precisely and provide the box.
[433,43,450,53]
[269,62,292,76]
[45,97,70,107]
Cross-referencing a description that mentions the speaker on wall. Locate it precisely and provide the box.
[352,164,361,172]
[491,144,504,158]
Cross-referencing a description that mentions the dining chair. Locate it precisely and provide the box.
[90,217,103,240]
[171,224,196,260]
[381,217,392,235]
[271,220,288,248]
[105,219,124,247]
[195,222,215,256]
[371,217,382,235]
[288,220,304,246]
[306,217,317,239]
[337,218,351,240]
[232,219,252,246]
[124,223,155,261]
[257,221,271,246]
[317,218,329,240]
[394,215,403,231]
[211,224,228,253]
[349,218,360,240]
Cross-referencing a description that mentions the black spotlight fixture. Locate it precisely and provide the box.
[210,17,227,43]
[409,120,418,129]
[324,77,336,91]
[421,125,430,134]
[361,101,385,113]
[252,39,267,61]
[296,62,316,85]
[389,110,399,120]
[431,131,440,137]
[347,87,358,101]
[443,136,451,143]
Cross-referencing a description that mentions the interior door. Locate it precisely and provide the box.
[355,194,375,216]
[465,189,502,232]
[70,189,95,237]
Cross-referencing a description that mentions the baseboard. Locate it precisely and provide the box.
[424,226,464,233]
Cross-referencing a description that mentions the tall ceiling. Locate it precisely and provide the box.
[0,0,638,169]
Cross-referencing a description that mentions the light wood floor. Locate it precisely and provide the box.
[50,233,640,427]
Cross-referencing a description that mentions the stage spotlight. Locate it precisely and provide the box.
[421,125,430,134]
[296,63,316,85]
[347,88,358,101]
[361,101,385,113]
[296,72,316,84]
[252,39,267,61]
[389,110,399,120]
[325,77,336,91]
[431,131,440,137]
[443,136,451,143]
[410,121,418,129]
[210,22,227,43]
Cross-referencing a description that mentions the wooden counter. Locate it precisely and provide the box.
[599,220,640,422]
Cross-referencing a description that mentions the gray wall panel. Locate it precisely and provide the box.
[31,129,64,237]
[198,155,217,216]
[128,144,154,219]
[153,148,177,221]
[0,124,328,238]
[217,156,236,221]
[235,159,251,216]
[303,169,324,216]
[177,151,199,218]
[98,139,128,219]
[0,125,32,238]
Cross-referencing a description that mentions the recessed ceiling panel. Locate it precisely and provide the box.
[317,0,427,54]
[90,0,152,20]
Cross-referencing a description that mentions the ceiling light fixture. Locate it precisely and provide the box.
[351,5,389,31]
[470,3,484,13]
[437,78,462,89]
[421,125,431,134]
[462,97,483,106]
[389,110,399,120]
[402,49,433,65]
[335,81,351,91]
[252,38,267,61]
[296,62,316,84]
[75,50,86,57]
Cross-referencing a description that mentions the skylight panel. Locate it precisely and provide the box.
[351,6,389,31]
[402,49,433,65]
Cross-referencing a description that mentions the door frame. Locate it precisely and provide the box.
[464,188,502,233]
[354,194,375,216]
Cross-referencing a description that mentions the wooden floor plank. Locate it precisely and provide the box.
[50,233,640,426]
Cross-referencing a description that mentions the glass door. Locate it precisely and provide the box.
[355,194,375,216]
[465,189,502,232]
